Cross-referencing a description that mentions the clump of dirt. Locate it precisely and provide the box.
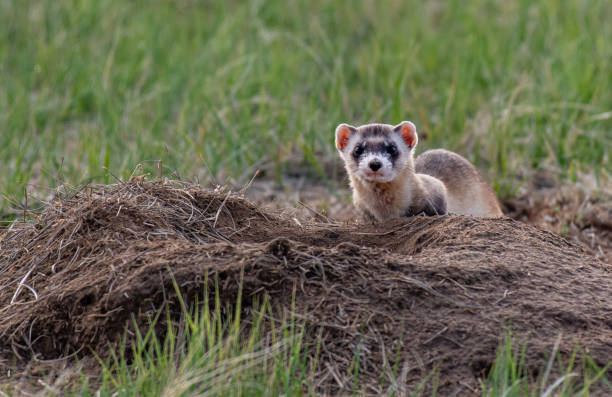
[1,181,611,395]
[504,184,612,264]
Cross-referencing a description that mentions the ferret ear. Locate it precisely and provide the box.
[335,123,357,152]
[393,121,418,149]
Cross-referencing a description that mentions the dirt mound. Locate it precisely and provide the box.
[505,184,612,264]
[1,181,611,394]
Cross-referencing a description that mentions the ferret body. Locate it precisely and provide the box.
[335,121,503,221]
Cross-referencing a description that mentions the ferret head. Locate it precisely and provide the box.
[335,121,418,184]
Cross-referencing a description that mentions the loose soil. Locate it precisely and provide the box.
[248,175,612,264]
[1,181,611,395]
[504,183,612,265]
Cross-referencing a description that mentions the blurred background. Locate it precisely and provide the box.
[1,0,611,220]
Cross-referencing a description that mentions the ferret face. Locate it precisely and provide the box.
[335,122,418,184]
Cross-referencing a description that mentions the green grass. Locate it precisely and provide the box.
[1,1,611,394]
[4,282,608,396]
[483,333,612,396]
[80,310,612,396]
[78,275,315,397]
[1,271,608,396]
[1,0,611,217]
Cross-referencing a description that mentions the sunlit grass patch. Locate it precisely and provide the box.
[1,0,611,217]
[482,333,612,396]
[84,274,314,397]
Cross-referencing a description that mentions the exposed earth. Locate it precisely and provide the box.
[0,179,611,395]
[247,172,612,264]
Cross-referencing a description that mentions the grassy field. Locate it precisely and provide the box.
[1,0,611,218]
[1,0,612,395]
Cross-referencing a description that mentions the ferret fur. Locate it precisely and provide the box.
[335,121,503,221]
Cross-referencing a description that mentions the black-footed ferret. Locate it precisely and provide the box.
[335,121,503,221]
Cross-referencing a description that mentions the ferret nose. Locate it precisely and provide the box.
[369,160,382,171]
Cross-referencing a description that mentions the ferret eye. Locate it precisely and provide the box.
[386,144,397,155]
[353,145,364,157]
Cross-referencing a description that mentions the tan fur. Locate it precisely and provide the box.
[350,166,449,221]
[336,122,503,221]
[415,149,503,217]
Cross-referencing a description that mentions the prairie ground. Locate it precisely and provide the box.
[1,0,611,395]
[1,181,611,395]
